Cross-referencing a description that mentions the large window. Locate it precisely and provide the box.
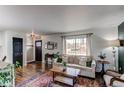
[63,35,89,56]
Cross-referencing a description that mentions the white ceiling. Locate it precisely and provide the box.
[0,5,124,33]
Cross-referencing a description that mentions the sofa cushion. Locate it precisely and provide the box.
[62,55,68,63]
[73,56,80,65]
[86,56,92,67]
[67,63,93,71]
[79,57,87,66]
[68,56,74,64]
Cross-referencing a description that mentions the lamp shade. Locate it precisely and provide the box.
[120,40,124,46]
[109,39,120,47]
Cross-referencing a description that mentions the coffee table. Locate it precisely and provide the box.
[50,66,80,86]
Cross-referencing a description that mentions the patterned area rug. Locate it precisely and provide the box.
[16,72,52,87]
[16,71,104,87]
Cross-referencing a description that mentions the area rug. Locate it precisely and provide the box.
[16,72,52,87]
[16,71,104,87]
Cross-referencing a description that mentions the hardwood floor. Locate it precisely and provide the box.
[15,62,44,85]
[15,62,104,87]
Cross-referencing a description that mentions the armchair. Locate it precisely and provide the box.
[103,69,124,87]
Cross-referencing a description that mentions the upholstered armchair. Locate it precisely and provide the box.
[103,69,124,87]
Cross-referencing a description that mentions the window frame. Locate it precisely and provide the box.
[64,36,87,56]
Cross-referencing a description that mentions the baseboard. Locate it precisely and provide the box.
[27,60,35,63]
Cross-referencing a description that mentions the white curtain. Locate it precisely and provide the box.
[62,34,92,56]
[86,34,92,56]
[62,36,66,54]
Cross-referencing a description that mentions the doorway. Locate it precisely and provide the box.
[35,40,42,61]
[13,37,23,66]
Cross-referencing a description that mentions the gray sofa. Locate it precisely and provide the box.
[53,55,96,78]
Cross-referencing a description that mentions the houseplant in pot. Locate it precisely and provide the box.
[53,52,59,63]
[98,52,106,60]
[53,52,62,63]
[15,61,22,73]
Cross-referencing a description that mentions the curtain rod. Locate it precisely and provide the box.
[61,33,93,37]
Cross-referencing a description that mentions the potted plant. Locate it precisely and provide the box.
[53,52,63,63]
[15,61,22,72]
[53,52,61,63]
[98,52,106,60]
[15,61,21,68]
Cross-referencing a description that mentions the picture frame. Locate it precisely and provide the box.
[45,43,47,49]
[47,41,54,50]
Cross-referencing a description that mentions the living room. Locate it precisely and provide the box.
[0,5,124,88]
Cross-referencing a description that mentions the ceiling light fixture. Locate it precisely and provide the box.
[30,29,36,39]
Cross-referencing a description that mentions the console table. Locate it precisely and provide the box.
[45,53,54,69]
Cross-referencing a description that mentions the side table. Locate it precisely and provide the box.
[97,60,110,76]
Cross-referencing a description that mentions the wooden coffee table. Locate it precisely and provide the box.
[50,66,80,86]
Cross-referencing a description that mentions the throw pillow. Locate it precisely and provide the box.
[62,56,68,63]
[79,57,87,66]
[68,56,74,64]
[73,56,80,65]
[86,61,92,67]
[86,57,92,67]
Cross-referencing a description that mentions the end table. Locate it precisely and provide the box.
[97,60,110,76]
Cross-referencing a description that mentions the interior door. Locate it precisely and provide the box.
[35,40,42,61]
[13,37,23,66]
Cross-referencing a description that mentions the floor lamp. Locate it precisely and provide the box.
[110,40,120,71]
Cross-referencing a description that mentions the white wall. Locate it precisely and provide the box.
[0,31,7,60]
[1,30,27,66]
[0,31,63,65]
[36,27,118,71]
[41,34,62,62]
[26,34,34,62]
[0,30,43,65]
[0,26,119,71]
[25,34,63,63]
[90,27,118,71]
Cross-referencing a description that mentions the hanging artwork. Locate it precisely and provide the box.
[47,41,54,50]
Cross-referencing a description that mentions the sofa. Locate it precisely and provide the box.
[53,55,96,79]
